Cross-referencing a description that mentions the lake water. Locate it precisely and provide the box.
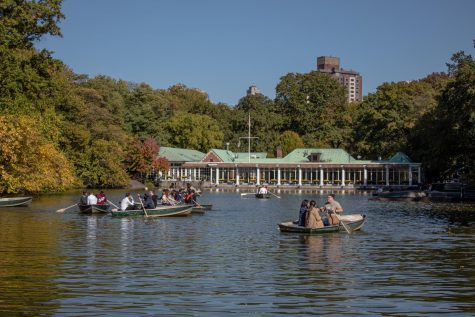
[1,190,475,316]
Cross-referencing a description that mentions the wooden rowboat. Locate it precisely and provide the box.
[78,203,109,214]
[255,193,271,199]
[0,196,32,207]
[278,214,366,234]
[111,204,192,218]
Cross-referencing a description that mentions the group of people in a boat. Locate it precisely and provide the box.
[119,183,199,211]
[79,191,107,205]
[298,194,344,228]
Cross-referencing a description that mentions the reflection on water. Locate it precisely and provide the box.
[0,191,475,316]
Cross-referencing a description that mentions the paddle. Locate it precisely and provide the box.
[268,191,281,199]
[137,194,149,217]
[107,200,119,209]
[192,198,202,208]
[56,203,77,213]
[331,210,352,234]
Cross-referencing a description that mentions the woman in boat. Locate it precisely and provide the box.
[120,193,135,211]
[298,199,309,227]
[143,192,155,209]
[305,200,324,228]
[161,189,177,205]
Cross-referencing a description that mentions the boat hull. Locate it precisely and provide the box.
[372,190,427,201]
[278,214,366,234]
[190,204,213,214]
[111,205,192,218]
[78,203,109,214]
[255,193,271,199]
[0,197,32,207]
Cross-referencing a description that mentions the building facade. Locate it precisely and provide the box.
[158,147,422,188]
[317,56,363,102]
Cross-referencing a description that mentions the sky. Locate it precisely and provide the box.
[37,0,475,106]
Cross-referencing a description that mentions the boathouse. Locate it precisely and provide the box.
[158,147,422,188]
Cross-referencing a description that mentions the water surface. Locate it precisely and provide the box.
[1,190,474,316]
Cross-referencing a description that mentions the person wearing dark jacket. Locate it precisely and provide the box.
[298,199,309,227]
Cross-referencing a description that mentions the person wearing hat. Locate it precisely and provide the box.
[120,193,135,211]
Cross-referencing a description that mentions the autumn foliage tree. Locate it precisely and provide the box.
[127,137,169,180]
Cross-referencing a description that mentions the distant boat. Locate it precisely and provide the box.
[0,196,32,207]
[428,183,475,202]
[78,203,110,214]
[111,204,192,218]
[372,189,426,201]
[278,214,366,234]
[190,203,212,214]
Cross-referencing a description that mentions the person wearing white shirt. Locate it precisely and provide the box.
[121,193,135,211]
[87,192,98,205]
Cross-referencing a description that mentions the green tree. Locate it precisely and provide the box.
[274,71,348,147]
[352,81,438,159]
[166,112,224,152]
[277,130,305,156]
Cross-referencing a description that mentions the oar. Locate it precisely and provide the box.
[137,194,149,217]
[107,200,119,209]
[331,211,352,234]
[192,199,202,208]
[268,191,281,199]
[56,203,77,213]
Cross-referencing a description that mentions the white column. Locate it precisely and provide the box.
[197,168,201,180]
[320,168,324,187]
[215,167,220,185]
[385,165,390,186]
[363,167,367,186]
[408,165,413,186]
[417,166,421,184]
[341,168,345,187]
[277,168,281,186]
[177,168,181,180]
[236,167,240,185]
[256,167,260,185]
[193,168,197,180]
[298,167,302,186]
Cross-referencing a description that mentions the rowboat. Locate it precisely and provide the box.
[78,203,110,214]
[0,196,32,207]
[278,214,366,234]
[372,190,426,201]
[255,193,271,199]
[111,204,192,218]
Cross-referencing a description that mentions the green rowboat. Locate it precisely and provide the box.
[78,203,109,214]
[111,204,192,218]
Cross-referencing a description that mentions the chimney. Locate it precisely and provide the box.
[276,146,283,158]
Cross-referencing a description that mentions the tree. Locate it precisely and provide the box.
[0,115,76,193]
[0,0,64,49]
[277,131,304,156]
[352,81,438,159]
[274,71,348,147]
[166,112,224,152]
[125,137,170,180]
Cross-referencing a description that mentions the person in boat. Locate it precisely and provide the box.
[149,190,158,207]
[184,183,198,203]
[298,199,309,226]
[305,200,324,228]
[161,189,177,205]
[142,192,155,209]
[79,191,88,205]
[87,191,98,205]
[321,194,343,225]
[96,191,107,205]
[120,193,135,211]
[258,186,268,195]
[171,189,183,202]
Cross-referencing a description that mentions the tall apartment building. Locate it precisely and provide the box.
[246,85,261,96]
[316,56,362,102]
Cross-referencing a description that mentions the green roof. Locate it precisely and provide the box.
[159,147,205,162]
[388,152,412,163]
[209,149,268,163]
[282,148,356,163]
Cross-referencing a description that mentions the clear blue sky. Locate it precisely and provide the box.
[37,0,475,105]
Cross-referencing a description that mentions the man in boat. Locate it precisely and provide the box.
[143,192,155,209]
[321,194,343,225]
[96,191,107,205]
[120,193,135,211]
[258,186,268,195]
[87,192,98,205]
[184,183,197,203]
[79,191,88,205]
